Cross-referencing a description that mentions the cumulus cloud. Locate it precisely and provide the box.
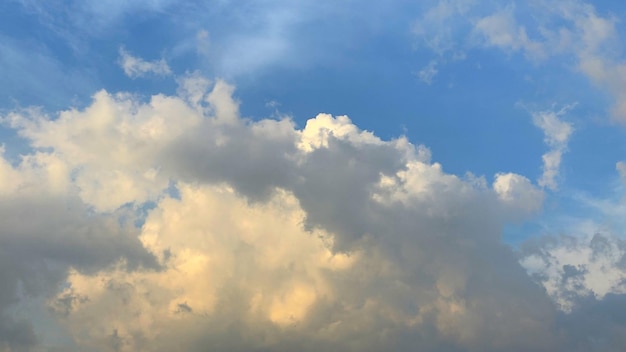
[1,74,625,351]
[531,106,574,190]
[493,172,544,215]
[118,48,172,79]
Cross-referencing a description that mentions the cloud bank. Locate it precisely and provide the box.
[0,74,624,351]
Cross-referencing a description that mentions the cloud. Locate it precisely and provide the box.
[118,48,172,79]
[412,0,475,57]
[0,148,159,350]
[531,106,574,190]
[416,60,438,84]
[521,233,626,312]
[414,0,626,124]
[544,0,626,124]
[2,74,626,350]
[473,5,545,61]
[493,172,544,215]
[618,161,626,188]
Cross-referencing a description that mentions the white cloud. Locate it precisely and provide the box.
[493,172,544,215]
[473,5,545,60]
[491,1,626,123]
[118,48,172,79]
[416,60,438,84]
[2,74,626,350]
[6,86,200,211]
[520,163,626,314]
[547,1,626,124]
[531,106,574,190]
[618,161,626,188]
[521,232,626,312]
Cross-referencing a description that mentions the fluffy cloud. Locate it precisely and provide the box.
[0,74,625,351]
[531,106,574,190]
[118,48,172,79]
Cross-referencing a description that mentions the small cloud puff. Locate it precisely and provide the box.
[118,47,172,79]
[416,60,438,84]
[532,106,574,191]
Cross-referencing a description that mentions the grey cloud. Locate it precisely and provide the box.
[162,119,300,202]
[0,195,158,350]
[0,314,37,352]
[558,293,626,351]
[292,136,407,252]
[1,76,625,351]
[520,231,626,352]
[0,197,159,273]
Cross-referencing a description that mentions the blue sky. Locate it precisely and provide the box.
[2,0,626,350]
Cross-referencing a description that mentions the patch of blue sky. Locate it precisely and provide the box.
[506,174,626,246]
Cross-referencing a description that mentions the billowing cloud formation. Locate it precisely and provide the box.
[0,75,625,351]
[118,48,172,79]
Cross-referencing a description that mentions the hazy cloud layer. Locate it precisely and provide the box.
[0,75,624,351]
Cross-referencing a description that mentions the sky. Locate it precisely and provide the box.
[1,0,626,351]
